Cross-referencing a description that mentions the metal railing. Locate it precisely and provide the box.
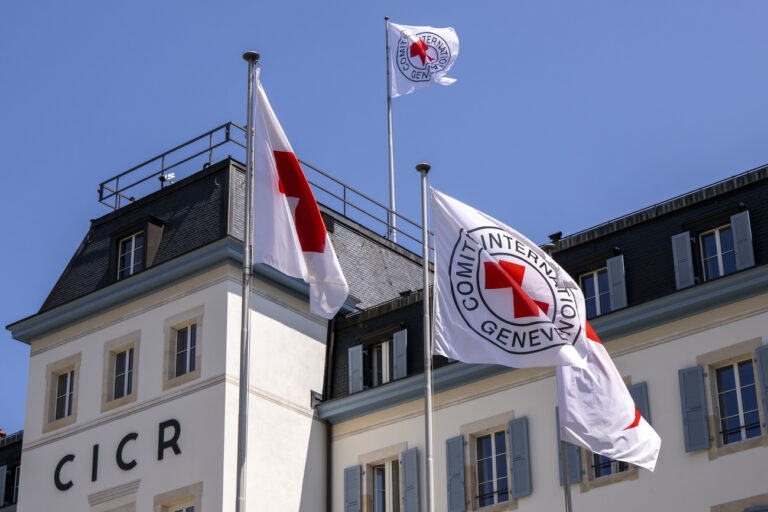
[97,123,433,256]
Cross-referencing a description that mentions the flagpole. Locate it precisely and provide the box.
[385,16,397,242]
[236,50,259,512]
[416,162,435,512]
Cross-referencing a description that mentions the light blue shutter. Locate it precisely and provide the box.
[628,381,651,425]
[606,254,628,311]
[0,465,6,506]
[343,465,361,512]
[731,211,755,271]
[671,232,695,289]
[393,329,408,380]
[678,366,710,452]
[445,436,465,512]
[401,447,420,512]
[755,345,768,434]
[508,417,532,498]
[348,345,363,394]
[555,407,581,485]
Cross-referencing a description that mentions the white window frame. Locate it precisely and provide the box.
[174,322,198,378]
[579,268,610,318]
[113,347,135,400]
[371,459,401,512]
[54,369,75,421]
[117,231,144,279]
[699,224,735,281]
[474,430,509,509]
[715,359,760,445]
[590,453,628,480]
[369,340,391,388]
[163,307,204,391]
[11,464,20,504]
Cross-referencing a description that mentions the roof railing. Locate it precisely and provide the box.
[97,123,433,256]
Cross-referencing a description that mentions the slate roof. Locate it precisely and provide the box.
[37,158,424,315]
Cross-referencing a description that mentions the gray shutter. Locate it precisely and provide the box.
[731,211,755,271]
[508,417,532,498]
[393,329,408,380]
[0,465,6,506]
[671,231,695,290]
[401,447,420,512]
[628,381,651,425]
[755,345,768,434]
[445,436,465,512]
[343,465,361,512]
[348,345,363,394]
[678,366,710,452]
[606,254,628,311]
[555,407,581,485]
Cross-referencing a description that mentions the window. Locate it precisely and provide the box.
[175,323,197,378]
[163,308,203,391]
[700,225,737,281]
[54,370,75,420]
[580,268,610,319]
[152,482,202,512]
[44,353,81,432]
[118,231,144,279]
[476,431,509,507]
[102,334,140,412]
[365,341,390,388]
[114,347,135,399]
[590,454,628,479]
[12,464,20,504]
[716,360,760,445]
[372,460,400,512]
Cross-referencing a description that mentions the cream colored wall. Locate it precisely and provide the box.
[221,276,329,511]
[331,294,768,512]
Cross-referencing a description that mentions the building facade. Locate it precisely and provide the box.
[7,128,768,511]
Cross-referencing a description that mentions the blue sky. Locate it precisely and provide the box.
[3,1,768,434]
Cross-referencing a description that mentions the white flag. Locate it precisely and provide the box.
[252,81,349,318]
[432,189,586,368]
[387,21,459,98]
[557,322,661,471]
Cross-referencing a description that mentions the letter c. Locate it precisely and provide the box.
[116,432,138,471]
[54,454,75,491]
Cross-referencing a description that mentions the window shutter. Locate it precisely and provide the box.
[343,465,361,512]
[348,345,363,394]
[744,507,768,512]
[445,436,465,512]
[671,232,695,290]
[393,329,408,380]
[755,345,768,434]
[628,381,651,425]
[731,211,755,271]
[555,407,581,485]
[0,465,6,506]
[606,254,628,311]
[401,447,420,512]
[678,366,710,452]
[508,417,532,498]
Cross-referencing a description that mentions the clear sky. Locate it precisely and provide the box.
[3,0,768,434]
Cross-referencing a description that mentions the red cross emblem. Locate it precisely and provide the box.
[410,40,435,66]
[484,260,550,319]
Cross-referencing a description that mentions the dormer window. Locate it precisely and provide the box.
[118,231,144,279]
[700,225,736,280]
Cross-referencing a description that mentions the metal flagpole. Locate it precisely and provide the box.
[561,439,573,512]
[385,16,397,242]
[236,50,259,512]
[416,162,435,512]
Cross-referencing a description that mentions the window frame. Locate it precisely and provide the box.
[697,338,768,461]
[163,307,204,392]
[117,231,145,280]
[474,429,509,508]
[714,359,761,446]
[371,459,401,512]
[358,442,407,512]
[579,267,610,319]
[699,224,736,281]
[101,333,140,413]
[43,353,81,433]
[365,340,392,389]
[152,482,202,512]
